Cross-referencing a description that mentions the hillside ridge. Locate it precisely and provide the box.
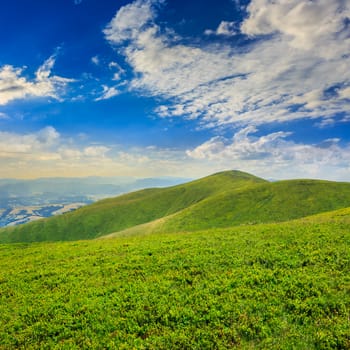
[1,170,350,243]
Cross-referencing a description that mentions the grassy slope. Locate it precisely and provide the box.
[1,208,349,349]
[0,170,265,243]
[105,179,350,238]
[152,179,350,232]
[1,170,350,244]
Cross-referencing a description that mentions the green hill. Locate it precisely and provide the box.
[1,170,350,243]
[0,170,265,243]
[142,179,350,234]
[1,208,350,348]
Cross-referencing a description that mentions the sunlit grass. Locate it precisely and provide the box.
[1,211,349,349]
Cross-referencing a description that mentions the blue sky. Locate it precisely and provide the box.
[0,0,349,180]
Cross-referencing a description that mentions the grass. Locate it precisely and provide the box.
[2,171,350,244]
[0,170,266,243]
[150,179,350,233]
[1,208,350,349]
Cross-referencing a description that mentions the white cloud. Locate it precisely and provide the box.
[205,21,237,36]
[96,0,350,181]
[36,126,60,146]
[187,127,350,181]
[0,126,191,178]
[104,0,350,128]
[1,125,349,181]
[83,145,110,158]
[0,127,115,177]
[0,126,60,158]
[56,145,111,160]
[109,61,126,81]
[104,0,157,44]
[339,86,350,100]
[59,147,82,160]
[0,127,110,163]
[91,56,100,65]
[0,56,74,105]
[187,126,292,161]
[216,21,237,35]
[95,85,120,101]
[241,0,350,54]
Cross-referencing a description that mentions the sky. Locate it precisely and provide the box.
[0,0,349,181]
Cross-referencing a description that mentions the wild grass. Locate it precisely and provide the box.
[1,209,349,349]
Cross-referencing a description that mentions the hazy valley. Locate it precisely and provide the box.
[0,176,189,227]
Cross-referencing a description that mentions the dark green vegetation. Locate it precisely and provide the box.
[1,209,350,349]
[1,170,350,243]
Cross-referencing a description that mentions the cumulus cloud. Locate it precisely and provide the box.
[241,0,350,54]
[0,127,110,162]
[0,126,61,159]
[187,127,350,180]
[104,0,350,128]
[187,126,291,161]
[0,126,193,178]
[0,56,74,105]
[0,127,118,177]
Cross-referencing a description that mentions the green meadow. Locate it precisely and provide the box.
[0,171,350,349]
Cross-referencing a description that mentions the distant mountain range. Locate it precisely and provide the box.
[0,176,190,227]
[1,170,350,243]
